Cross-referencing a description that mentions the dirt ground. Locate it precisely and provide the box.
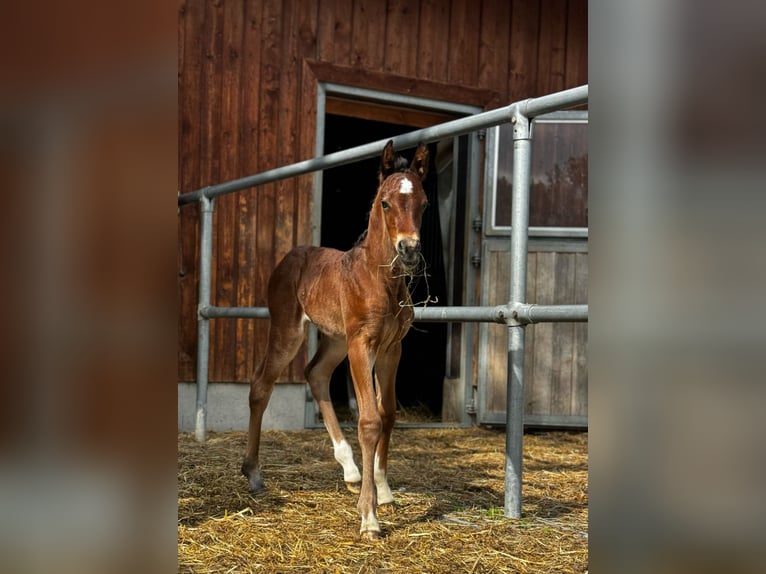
[178,427,588,573]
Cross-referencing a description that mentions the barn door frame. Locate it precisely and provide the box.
[304,82,484,429]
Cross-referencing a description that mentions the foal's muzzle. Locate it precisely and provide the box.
[396,238,421,268]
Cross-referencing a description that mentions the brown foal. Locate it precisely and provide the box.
[241,140,429,539]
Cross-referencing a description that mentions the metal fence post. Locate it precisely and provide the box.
[195,194,214,442]
[505,110,532,518]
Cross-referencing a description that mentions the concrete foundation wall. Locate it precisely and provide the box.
[178,382,307,432]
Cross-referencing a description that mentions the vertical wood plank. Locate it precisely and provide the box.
[530,251,554,415]
[487,248,510,412]
[234,0,266,382]
[256,0,282,232]
[416,0,450,82]
[257,0,283,216]
[571,251,588,415]
[297,0,318,65]
[277,0,298,266]
[234,185,258,382]
[240,0,263,179]
[200,0,224,379]
[294,11,319,383]
[317,0,352,65]
[478,0,511,96]
[536,0,567,95]
[199,0,223,189]
[487,324,506,414]
[295,4,319,384]
[384,0,420,77]
[278,0,306,382]
[223,0,251,383]
[447,0,480,86]
[178,0,205,381]
[550,252,575,415]
[523,252,538,415]
[565,0,588,89]
[509,0,540,101]
[351,0,387,71]
[214,0,245,381]
[255,0,282,381]
[296,60,317,248]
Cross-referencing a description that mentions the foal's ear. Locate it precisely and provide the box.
[380,140,398,181]
[410,142,429,181]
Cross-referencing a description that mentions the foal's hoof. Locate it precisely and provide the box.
[247,479,267,495]
[360,529,381,541]
[345,481,361,494]
[241,463,266,494]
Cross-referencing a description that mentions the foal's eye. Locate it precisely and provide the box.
[381,200,390,210]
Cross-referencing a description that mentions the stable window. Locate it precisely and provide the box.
[485,111,588,237]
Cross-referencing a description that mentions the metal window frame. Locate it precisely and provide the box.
[485,110,589,238]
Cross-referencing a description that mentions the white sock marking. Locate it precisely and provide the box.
[374,453,394,504]
[333,439,361,483]
[398,178,413,194]
[360,510,380,535]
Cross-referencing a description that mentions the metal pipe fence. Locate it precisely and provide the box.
[178,83,589,519]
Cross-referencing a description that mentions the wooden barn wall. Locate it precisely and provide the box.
[178,0,588,384]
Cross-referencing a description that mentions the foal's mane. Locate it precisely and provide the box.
[389,156,409,172]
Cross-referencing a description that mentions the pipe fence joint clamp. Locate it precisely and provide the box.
[199,192,214,211]
[494,305,510,325]
[507,303,530,326]
[511,109,530,140]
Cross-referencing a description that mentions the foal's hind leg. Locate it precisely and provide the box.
[242,307,307,493]
[305,336,362,490]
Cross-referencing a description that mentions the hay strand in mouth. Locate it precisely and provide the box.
[400,257,438,309]
[377,252,438,321]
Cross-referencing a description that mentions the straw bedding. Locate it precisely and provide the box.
[178,427,587,573]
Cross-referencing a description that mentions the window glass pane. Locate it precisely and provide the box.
[494,121,588,228]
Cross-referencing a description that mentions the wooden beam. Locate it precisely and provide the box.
[325,96,458,127]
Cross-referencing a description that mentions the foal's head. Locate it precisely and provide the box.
[374,140,429,274]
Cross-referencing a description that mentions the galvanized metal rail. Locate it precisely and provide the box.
[201,303,588,324]
[178,84,589,519]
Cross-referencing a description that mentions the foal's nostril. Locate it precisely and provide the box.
[397,239,421,258]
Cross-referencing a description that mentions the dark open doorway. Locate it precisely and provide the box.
[321,113,448,421]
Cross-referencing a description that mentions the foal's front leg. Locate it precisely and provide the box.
[347,339,382,540]
[372,343,401,506]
